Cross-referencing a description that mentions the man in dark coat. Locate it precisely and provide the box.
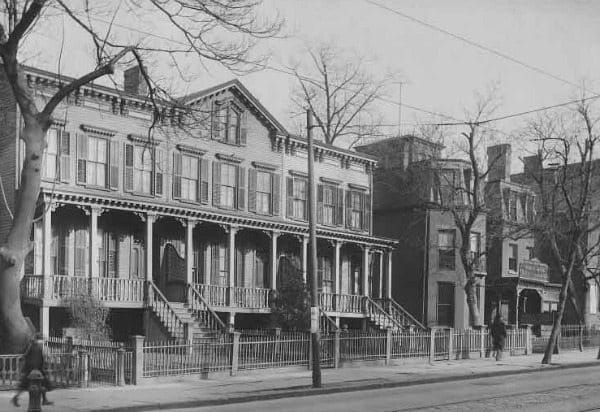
[11,333,53,407]
[490,314,507,361]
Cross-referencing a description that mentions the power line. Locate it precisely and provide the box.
[364,0,590,93]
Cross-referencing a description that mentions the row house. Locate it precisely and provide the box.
[357,136,486,329]
[484,144,561,327]
[0,65,415,340]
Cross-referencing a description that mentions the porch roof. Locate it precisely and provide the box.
[43,189,398,249]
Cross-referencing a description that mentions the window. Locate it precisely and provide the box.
[509,243,518,272]
[323,186,335,225]
[256,171,272,214]
[526,246,534,260]
[437,282,455,327]
[43,129,71,182]
[318,256,333,293]
[470,232,482,269]
[212,101,246,145]
[250,169,279,215]
[509,192,518,221]
[44,129,59,179]
[220,163,237,208]
[87,137,107,186]
[181,155,199,201]
[437,170,457,205]
[77,134,117,188]
[210,243,228,286]
[349,191,363,230]
[438,230,455,270]
[133,146,153,194]
[287,177,307,220]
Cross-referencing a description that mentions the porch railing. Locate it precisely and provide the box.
[187,284,227,332]
[374,297,426,330]
[318,292,363,313]
[146,282,185,340]
[195,284,228,307]
[96,277,145,303]
[233,286,270,309]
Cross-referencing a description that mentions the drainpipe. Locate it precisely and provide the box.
[422,209,430,326]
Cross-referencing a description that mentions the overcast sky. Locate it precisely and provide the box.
[19,0,600,161]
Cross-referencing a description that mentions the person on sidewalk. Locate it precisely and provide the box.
[11,333,53,407]
[490,314,507,361]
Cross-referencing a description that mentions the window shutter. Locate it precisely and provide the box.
[363,192,371,232]
[248,169,257,213]
[58,130,71,182]
[345,190,352,228]
[502,188,510,218]
[210,244,219,285]
[199,158,209,204]
[317,184,324,224]
[172,152,182,198]
[335,187,344,226]
[272,173,280,216]
[286,177,294,218]
[76,133,87,184]
[212,162,221,207]
[109,140,119,190]
[236,166,246,210]
[239,112,247,146]
[124,143,134,192]
[154,148,164,196]
[211,101,222,140]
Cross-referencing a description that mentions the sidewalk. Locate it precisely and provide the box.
[2,350,599,412]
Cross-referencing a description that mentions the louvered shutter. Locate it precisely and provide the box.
[76,134,87,184]
[502,188,511,218]
[58,131,71,182]
[239,112,247,146]
[211,101,223,140]
[199,158,209,204]
[317,184,324,224]
[335,187,344,226]
[272,173,280,216]
[124,144,134,192]
[212,162,221,207]
[248,169,257,213]
[210,244,219,285]
[154,148,164,196]
[109,140,119,190]
[345,190,352,228]
[172,152,182,198]
[236,166,246,210]
[363,192,371,232]
[286,177,294,218]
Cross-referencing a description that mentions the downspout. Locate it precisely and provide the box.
[422,208,430,325]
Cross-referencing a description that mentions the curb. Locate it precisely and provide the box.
[92,360,600,412]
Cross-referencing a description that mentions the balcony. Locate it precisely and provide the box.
[318,292,364,314]
[518,259,550,283]
[194,284,271,310]
[21,275,146,306]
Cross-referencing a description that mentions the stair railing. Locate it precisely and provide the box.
[363,296,404,330]
[374,297,426,330]
[187,284,227,333]
[319,307,339,333]
[147,282,185,339]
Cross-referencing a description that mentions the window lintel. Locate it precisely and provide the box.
[80,124,116,137]
[216,153,243,164]
[176,144,206,156]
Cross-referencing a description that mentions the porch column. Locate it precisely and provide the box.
[39,306,49,338]
[378,251,384,299]
[302,236,309,283]
[362,246,370,296]
[89,206,101,279]
[386,250,392,299]
[42,202,52,278]
[270,231,280,290]
[228,225,238,305]
[145,213,155,282]
[334,241,341,293]
[186,219,197,286]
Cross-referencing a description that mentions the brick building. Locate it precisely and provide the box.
[358,136,486,329]
[0,65,417,340]
[484,144,561,327]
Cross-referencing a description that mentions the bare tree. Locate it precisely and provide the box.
[290,44,393,146]
[0,0,281,353]
[519,100,600,364]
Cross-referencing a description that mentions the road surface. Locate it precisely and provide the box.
[160,365,600,412]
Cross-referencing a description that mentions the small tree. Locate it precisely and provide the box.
[65,294,111,341]
[270,257,310,331]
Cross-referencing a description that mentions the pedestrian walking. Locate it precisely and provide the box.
[11,333,53,407]
[490,314,507,361]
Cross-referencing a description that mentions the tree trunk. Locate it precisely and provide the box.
[464,275,481,327]
[0,122,45,353]
[542,274,569,364]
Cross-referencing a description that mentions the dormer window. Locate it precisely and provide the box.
[211,100,246,146]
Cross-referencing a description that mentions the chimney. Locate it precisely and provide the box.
[123,65,148,96]
[487,144,511,182]
[523,153,543,178]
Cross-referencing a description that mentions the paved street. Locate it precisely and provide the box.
[172,366,600,412]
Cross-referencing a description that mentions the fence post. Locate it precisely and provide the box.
[78,350,89,388]
[334,330,341,368]
[183,323,193,355]
[447,328,454,360]
[480,327,485,358]
[308,336,313,370]
[131,335,144,385]
[429,328,436,364]
[385,328,392,366]
[116,344,125,386]
[230,332,240,377]
[525,325,532,355]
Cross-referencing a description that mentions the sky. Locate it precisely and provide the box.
[13,0,600,167]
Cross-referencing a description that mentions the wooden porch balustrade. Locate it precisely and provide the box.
[318,292,363,313]
[193,284,270,309]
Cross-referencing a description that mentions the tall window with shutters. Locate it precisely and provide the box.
[287,177,307,220]
[317,184,343,227]
[181,155,199,201]
[212,101,246,146]
[345,190,370,231]
[43,128,71,182]
[249,169,280,216]
[125,144,165,196]
[77,134,118,189]
[220,163,237,208]
[438,230,456,270]
[172,152,209,203]
[213,162,244,210]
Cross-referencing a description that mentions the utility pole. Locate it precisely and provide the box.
[307,108,321,388]
[397,81,403,137]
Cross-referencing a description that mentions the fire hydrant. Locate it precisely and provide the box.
[27,369,44,412]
